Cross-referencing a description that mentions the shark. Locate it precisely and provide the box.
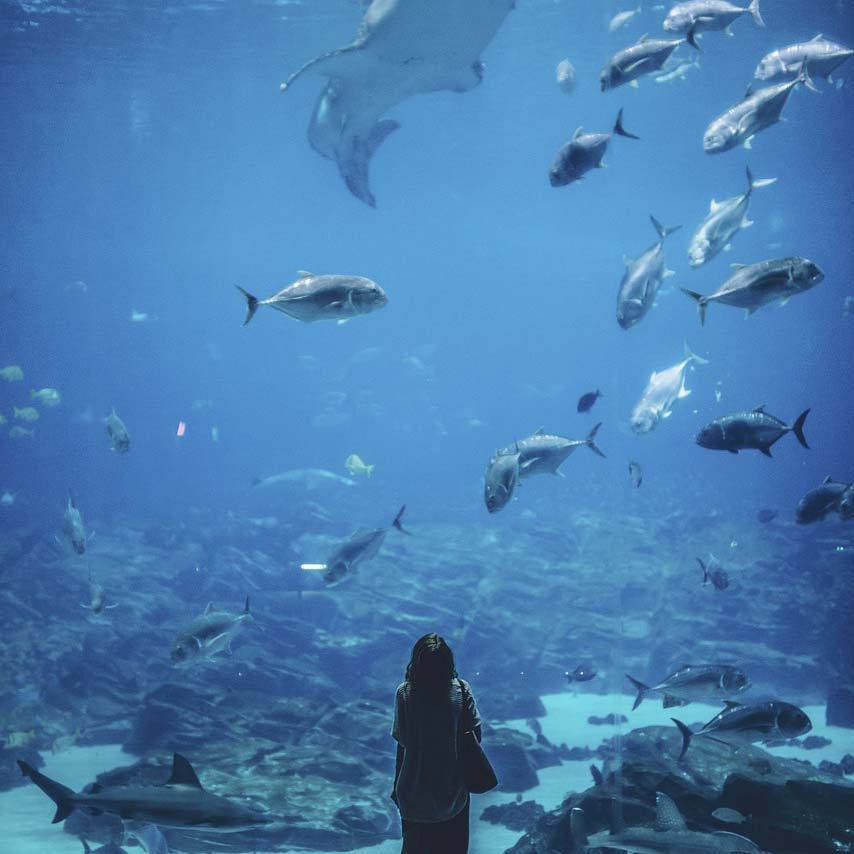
[279,0,515,207]
[18,753,273,833]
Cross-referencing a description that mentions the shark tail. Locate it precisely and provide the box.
[613,108,640,140]
[672,718,693,759]
[791,408,810,449]
[235,286,259,326]
[681,289,708,326]
[18,760,77,824]
[392,504,411,535]
[626,674,650,711]
[697,556,710,584]
[650,214,681,242]
[748,0,764,28]
[584,422,606,458]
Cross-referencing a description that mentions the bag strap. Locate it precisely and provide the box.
[457,678,470,736]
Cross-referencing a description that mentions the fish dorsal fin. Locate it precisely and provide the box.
[533,426,546,435]
[723,700,742,709]
[730,262,749,269]
[623,254,634,267]
[654,792,687,832]
[572,126,583,140]
[711,831,759,850]
[823,475,833,484]
[296,269,315,278]
[753,404,766,413]
[709,199,723,213]
[636,32,650,43]
[167,754,203,788]
[204,602,215,614]
[810,33,823,42]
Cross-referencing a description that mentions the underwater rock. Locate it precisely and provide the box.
[841,753,854,774]
[827,687,854,728]
[481,799,545,831]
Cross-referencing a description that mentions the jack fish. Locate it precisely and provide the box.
[627,665,749,711]
[687,166,776,267]
[681,256,824,324]
[484,450,520,514]
[796,476,853,524]
[695,405,810,456]
[171,598,252,665]
[616,215,680,329]
[105,409,130,453]
[630,343,708,434]
[756,35,853,85]
[600,30,698,91]
[499,424,605,478]
[63,490,87,555]
[664,0,763,35]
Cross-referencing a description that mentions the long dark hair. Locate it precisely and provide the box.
[405,633,457,702]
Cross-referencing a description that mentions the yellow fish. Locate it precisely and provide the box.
[31,388,61,407]
[345,454,374,478]
[0,365,23,382]
[13,406,39,422]
[9,426,34,439]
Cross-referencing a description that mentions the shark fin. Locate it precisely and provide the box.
[167,754,204,789]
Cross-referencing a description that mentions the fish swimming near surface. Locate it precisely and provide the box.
[577,390,602,413]
[555,58,576,94]
[703,66,817,153]
[63,490,87,555]
[687,166,777,267]
[237,273,388,327]
[323,505,410,586]
[571,792,763,853]
[345,453,374,478]
[105,409,130,453]
[484,450,520,514]
[627,664,748,710]
[18,753,273,832]
[500,424,606,478]
[608,7,642,33]
[171,597,252,665]
[672,700,811,758]
[630,342,708,435]
[566,665,597,683]
[696,405,810,457]
[796,476,853,523]
[600,30,698,91]
[628,461,642,488]
[664,0,764,36]
[30,387,62,407]
[278,0,515,207]
[698,556,730,590]
[549,108,639,187]
[616,215,680,329]
[252,468,357,490]
[755,35,853,86]
[681,256,823,324]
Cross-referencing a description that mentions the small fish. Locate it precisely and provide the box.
[81,578,117,617]
[566,665,597,683]
[345,453,374,478]
[600,30,698,91]
[843,295,854,317]
[756,508,778,523]
[9,426,34,439]
[484,450,520,514]
[555,58,576,94]
[52,726,81,754]
[191,399,214,410]
[673,700,811,758]
[237,272,388,326]
[13,406,39,422]
[4,728,36,748]
[608,6,641,32]
[64,279,88,293]
[698,556,729,590]
[664,0,764,35]
[1,490,16,506]
[628,461,642,488]
[0,365,24,382]
[105,408,130,453]
[130,310,155,322]
[696,405,809,457]
[549,109,639,187]
[63,490,88,555]
[652,57,700,83]
[30,387,62,407]
[211,425,219,442]
[796,476,853,524]
[577,390,602,413]
[171,597,252,665]
[627,664,748,710]
[712,807,749,824]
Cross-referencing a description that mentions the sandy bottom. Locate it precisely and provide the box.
[4,693,853,854]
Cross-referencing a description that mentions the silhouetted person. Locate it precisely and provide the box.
[391,633,481,854]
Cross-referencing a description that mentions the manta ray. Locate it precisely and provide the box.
[280,0,515,207]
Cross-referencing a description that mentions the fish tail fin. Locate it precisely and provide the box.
[748,0,764,28]
[235,286,259,326]
[672,718,693,759]
[650,214,681,241]
[392,504,411,535]
[680,290,707,326]
[613,108,640,140]
[244,595,250,615]
[697,556,709,583]
[797,61,820,93]
[585,422,606,458]
[79,839,92,854]
[570,808,589,849]
[590,764,604,786]
[626,674,650,711]
[684,340,709,366]
[792,408,810,448]
[17,760,76,824]
[686,23,701,51]
[746,164,777,193]
[367,464,374,478]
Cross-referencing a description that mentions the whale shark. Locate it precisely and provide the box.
[280,0,515,207]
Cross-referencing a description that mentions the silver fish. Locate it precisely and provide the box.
[63,491,87,555]
[755,34,853,85]
[652,57,701,83]
[673,700,811,758]
[170,598,252,665]
[703,67,817,153]
[616,215,679,329]
[608,7,641,33]
[681,256,823,324]
[555,58,576,94]
[600,31,698,91]
[796,476,853,524]
[500,423,605,478]
[687,166,776,267]
[104,409,130,453]
[630,343,708,435]
[237,272,387,326]
[549,109,639,187]
[627,664,749,711]
[664,0,763,35]
[484,450,520,514]
[628,461,642,488]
